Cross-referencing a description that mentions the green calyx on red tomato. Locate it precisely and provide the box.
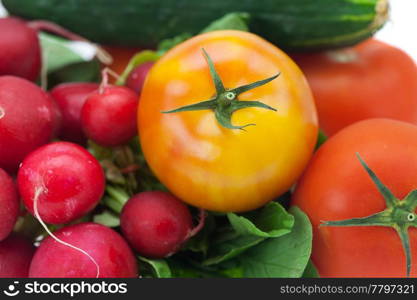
[322,153,417,277]
[163,49,279,130]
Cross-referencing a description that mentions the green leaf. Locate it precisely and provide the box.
[184,214,216,256]
[100,160,126,185]
[156,33,193,55]
[227,202,294,238]
[315,129,327,150]
[39,32,95,73]
[93,210,120,227]
[237,206,313,278]
[156,12,250,55]
[168,258,225,278]
[87,140,114,161]
[302,260,320,278]
[202,234,264,266]
[201,12,250,33]
[202,203,294,266]
[47,60,100,88]
[168,260,204,278]
[138,257,172,278]
[217,260,244,278]
[102,196,123,215]
[103,186,130,214]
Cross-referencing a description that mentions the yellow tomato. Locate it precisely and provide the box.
[138,30,318,212]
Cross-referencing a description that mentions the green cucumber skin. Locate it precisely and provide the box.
[2,0,387,51]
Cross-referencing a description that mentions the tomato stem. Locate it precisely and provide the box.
[162,49,279,130]
[321,153,417,277]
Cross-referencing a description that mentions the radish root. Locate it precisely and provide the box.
[188,208,207,239]
[99,67,121,93]
[33,187,100,278]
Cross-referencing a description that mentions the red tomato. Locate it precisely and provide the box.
[292,39,417,136]
[292,118,417,277]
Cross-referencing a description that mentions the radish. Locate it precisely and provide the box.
[17,141,105,224]
[0,234,35,278]
[120,191,201,259]
[0,76,55,173]
[0,18,113,82]
[29,222,138,278]
[0,168,19,241]
[126,62,154,94]
[50,82,99,144]
[0,17,41,81]
[49,94,63,139]
[81,84,138,147]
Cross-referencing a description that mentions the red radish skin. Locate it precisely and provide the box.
[121,191,193,259]
[50,83,99,144]
[18,142,105,224]
[81,85,138,147]
[0,234,35,278]
[0,76,55,173]
[29,223,138,278]
[0,17,41,81]
[126,62,154,94]
[49,94,63,139]
[0,169,19,241]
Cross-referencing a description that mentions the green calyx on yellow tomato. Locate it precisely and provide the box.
[163,49,279,130]
[139,30,318,213]
[322,153,417,277]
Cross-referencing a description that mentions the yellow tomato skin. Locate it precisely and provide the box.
[138,30,318,212]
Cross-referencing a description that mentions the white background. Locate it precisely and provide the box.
[0,1,416,61]
[375,0,417,62]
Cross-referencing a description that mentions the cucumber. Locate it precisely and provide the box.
[2,0,388,51]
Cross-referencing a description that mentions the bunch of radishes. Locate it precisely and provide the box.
[0,17,197,278]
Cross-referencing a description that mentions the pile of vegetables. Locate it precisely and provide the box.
[1,0,417,279]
